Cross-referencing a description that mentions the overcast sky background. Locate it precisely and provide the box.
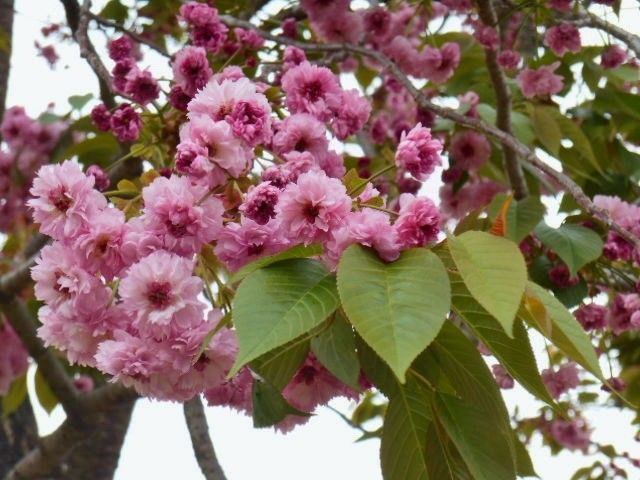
[6,1,640,478]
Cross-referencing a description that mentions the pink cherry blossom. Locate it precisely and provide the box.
[395,124,443,181]
[421,42,461,83]
[550,418,591,451]
[240,182,281,225]
[28,161,106,240]
[272,113,329,160]
[328,89,371,140]
[110,104,142,142]
[517,62,564,99]
[215,218,289,271]
[173,46,213,96]
[277,170,352,244]
[601,45,627,69]
[281,61,342,121]
[141,175,223,256]
[574,304,608,331]
[118,250,206,340]
[393,194,441,248]
[492,364,515,389]
[450,131,492,170]
[542,363,580,398]
[544,23,582,57]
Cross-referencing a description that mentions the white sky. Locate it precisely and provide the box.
[6,1,640,478]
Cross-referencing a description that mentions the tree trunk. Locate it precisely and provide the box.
[0,401,39,478]
[0,0,14,129]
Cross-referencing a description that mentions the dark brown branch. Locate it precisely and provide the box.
[0,0,14,137]
[184,396,227,480]
[218,15,640,249]
[567,9,640,58]
[89,12,170,58]
[82,383,138,411]
[0,297,83,417]
[475,0,528,199]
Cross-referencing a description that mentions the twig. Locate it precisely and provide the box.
[218,15,640,249]
[89,12,170,58]
[183,396,227,480]
[566,9,640,58]
[475,0,528,199]
[61,0,115,107]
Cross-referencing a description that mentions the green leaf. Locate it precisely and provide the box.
[251,336,310,391]
[435,246,555,406]
[251,378,311,428]
[531,105,562,156]
[356,335,400,398]
[380,377,433,480]
[230,259,340,376]
[35,368,59,414]
[534,222,603,277]
[514,434,539,478]
[425,422,473,480]
[524,282,603,378]
[100,0,129,23]
[338,246,450,382]
[68,93,93,111]
[229,244,323,283]
[555,115,603,174]
[310,311,361,389]
[433,393,516,480]
[506,197,546,244]
[60,133,120,162]
[448,231,526,336]
[2,374,27,416]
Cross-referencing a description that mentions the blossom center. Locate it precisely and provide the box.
[247,242,265,256]
[302,81,323,102]
[302,202,321,223]
[49,187,73,213]
[147,281,173,309]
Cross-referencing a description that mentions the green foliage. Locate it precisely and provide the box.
[229,244,323,283]
[524,282,603,379]
[252,378,310,428]
[35,368,58,414]
[230,259,340,376]
[338,246,450,382]
[534,222,604,277]
[310,311,361,389]
[1,374,27,417]
[448,231,527,336]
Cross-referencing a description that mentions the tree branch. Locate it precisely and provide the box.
[218,15,640,249]
[89,12,170,58]
[0,297,83,417]
[567,9,640,58]
[184,396,227,480]
[475,0,528,199]
[0,0,14,138]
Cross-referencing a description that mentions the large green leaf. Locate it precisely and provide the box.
[229,244,323,283]
[524,282,603,379]
[448,231,526,336]
[555,115,603,174]
[506,197,546,244]
[229,259,340,376]
[251,337,310,391]
[436,247,555,406]
[310,311,361,389]
[338,246,450,382]
[534,222,603,277]
[425,422,473,480]
[380,377,433,480]
[531,105,561,156]
[433,392,516,480]
[441,248,578,406]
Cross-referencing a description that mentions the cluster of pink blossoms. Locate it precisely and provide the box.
[0,106,66,231]
[25,4,449,429]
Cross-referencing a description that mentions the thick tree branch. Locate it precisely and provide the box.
[0,297,83,417]
[184,396,227,480]
[475,0,528,199]
[0,0,14,137]
[219,15,640,249]
[567,9,640,58]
